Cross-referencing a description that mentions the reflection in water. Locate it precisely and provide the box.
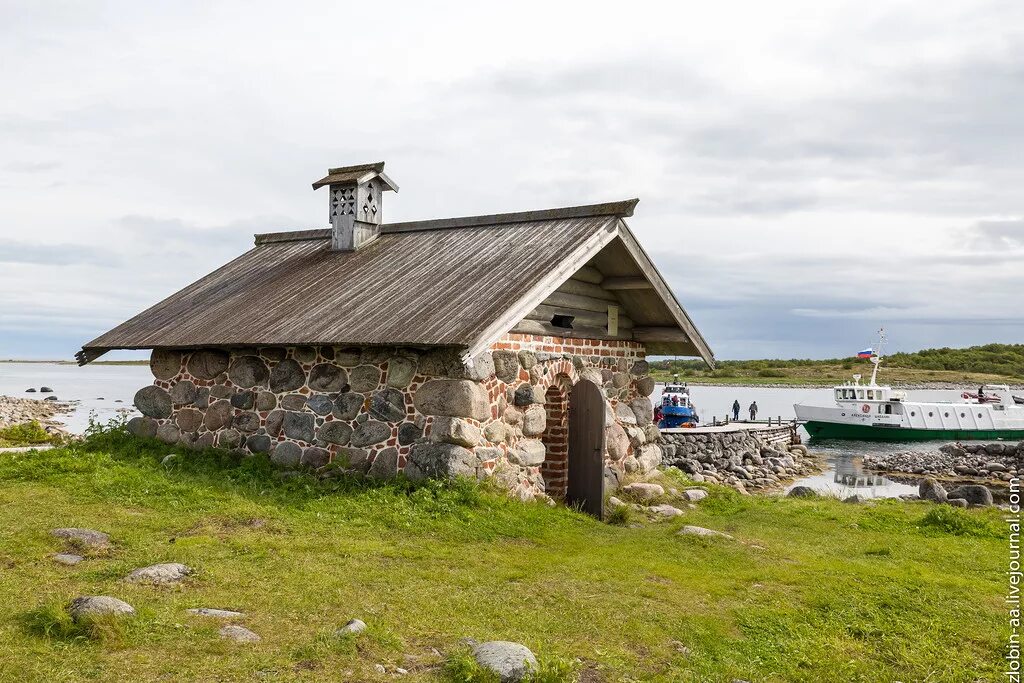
[833,455,889,489]
[787,439,926,499]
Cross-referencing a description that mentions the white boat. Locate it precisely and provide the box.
[794,332,1024,441]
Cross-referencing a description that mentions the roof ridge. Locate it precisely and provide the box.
[253,199,639,245]
[381,199,638,234]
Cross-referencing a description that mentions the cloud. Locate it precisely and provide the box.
[1,0,1023,359]
[0,241,118,266]
[4,160,60,173]
[972,219,1024,248]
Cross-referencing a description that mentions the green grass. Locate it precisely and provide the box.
[0,426,1007,682]
[654,343,1024,386]
[0,421,62,448]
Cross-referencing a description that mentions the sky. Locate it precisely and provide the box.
[1,0,1022,361]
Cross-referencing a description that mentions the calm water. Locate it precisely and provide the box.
[0,364,963,499]
[0,362,150,432]
[654,383,971,499]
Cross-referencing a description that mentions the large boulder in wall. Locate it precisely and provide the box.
[413,380,490,420]
[405,443,480,480]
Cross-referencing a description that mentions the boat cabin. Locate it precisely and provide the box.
[833,384,906,416]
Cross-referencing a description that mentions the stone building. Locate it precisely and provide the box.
[80,162,714,515]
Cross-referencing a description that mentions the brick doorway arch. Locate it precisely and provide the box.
[540,375,606,518]
[540,382,569,497]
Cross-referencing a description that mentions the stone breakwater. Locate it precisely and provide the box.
[659,428,821,493]
[126,335,662,501]
[0,396,70,432]
[863,441,1022,487]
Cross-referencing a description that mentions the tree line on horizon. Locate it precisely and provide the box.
[652,343,1024,379]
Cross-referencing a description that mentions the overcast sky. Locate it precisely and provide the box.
[1,0,1022,361]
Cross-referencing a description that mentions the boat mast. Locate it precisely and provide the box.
[869,328,885,386]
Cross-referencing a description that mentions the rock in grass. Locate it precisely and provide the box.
[334,618,367,636]
[52,528,110,550]
[53,553,84,565]
[843,495,865,504]
[472,641,539,683]
[945,498,969,508]
[187,608,245,619]
[68,596,135,621]
[787,486,817,498]
[124,562,193,585]
[220,624,261,643]
[161,453,180,466]
[678,525,734,540]
[649,504,684,517]
[680,488,708,502]
[622,482,664,500]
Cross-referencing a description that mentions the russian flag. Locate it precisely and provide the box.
[856,348,875,359]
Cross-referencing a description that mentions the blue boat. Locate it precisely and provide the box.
[656,383,699,429]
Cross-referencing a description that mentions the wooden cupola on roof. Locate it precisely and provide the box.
[312,162,399,251]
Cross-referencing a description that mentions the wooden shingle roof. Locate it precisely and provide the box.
[78,200,713,366]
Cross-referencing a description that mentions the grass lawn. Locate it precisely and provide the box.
[0,429,1007,682]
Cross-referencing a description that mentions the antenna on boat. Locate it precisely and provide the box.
[869,328,885,386]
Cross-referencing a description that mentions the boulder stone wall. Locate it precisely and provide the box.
[659,427,815,493]
[128,333,655,501]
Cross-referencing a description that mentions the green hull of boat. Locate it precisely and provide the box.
[804,421,1024,442]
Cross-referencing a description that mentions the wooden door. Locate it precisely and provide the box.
[567,379,606,519]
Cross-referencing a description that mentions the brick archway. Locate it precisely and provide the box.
[540,376,572,497]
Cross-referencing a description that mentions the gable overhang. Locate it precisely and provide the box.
[462,218,715,368]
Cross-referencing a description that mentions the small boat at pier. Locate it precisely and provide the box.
[656,381,700,429]
[794,332,1024,441]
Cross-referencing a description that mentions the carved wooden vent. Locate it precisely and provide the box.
[361,181,379,222]
[331,187,356,218]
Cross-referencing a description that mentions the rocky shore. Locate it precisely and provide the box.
[661,430,822,494]
[863,441,1021,487]
[0,396,71,434]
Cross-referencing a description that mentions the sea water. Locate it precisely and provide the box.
[0,362,968,498]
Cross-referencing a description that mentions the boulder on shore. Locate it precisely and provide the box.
[946,484,993,507]
[787,486,817,498]
[918,477,947,503]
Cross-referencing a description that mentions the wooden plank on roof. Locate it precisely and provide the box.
[555,278,619,301]
[602,276,652,290]
[527,304,634,330]
[511,319,633,342]
[631,326,692,342]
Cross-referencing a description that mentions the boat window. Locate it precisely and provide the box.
[944,412,949,418]
[928,412,933,417]
[866,390,874,400]
[960,412,965,418]
[884,405,892,414]
[857,390,865,400]
[978,413,983,418]
[910,411,916,417]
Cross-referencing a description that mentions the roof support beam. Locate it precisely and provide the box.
[601,276,652,290]
[631,327,692,342]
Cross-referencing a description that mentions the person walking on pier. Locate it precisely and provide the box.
[732,399,740,421]
[748,401,758,421]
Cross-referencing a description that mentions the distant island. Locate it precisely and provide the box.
[652,343,1024,387]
